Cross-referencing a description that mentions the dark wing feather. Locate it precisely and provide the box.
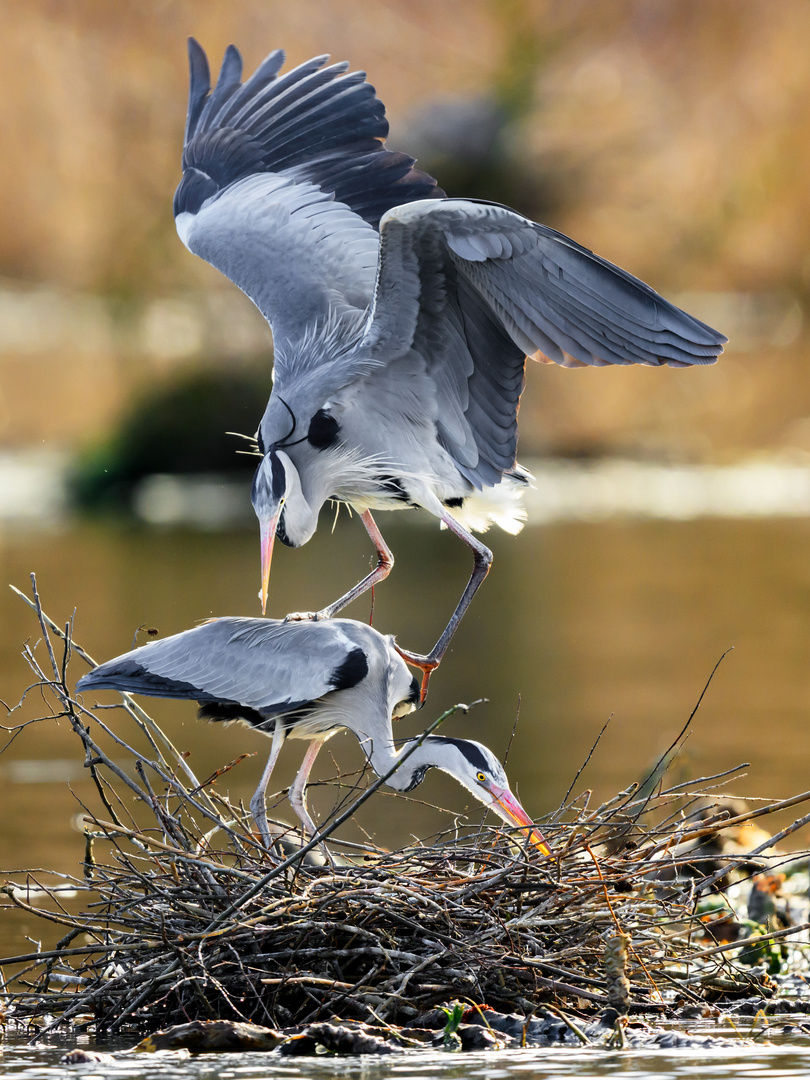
[184,36,213,145]
[176,38,442,228]
[174,39,443,373]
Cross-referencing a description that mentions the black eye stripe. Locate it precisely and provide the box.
[438,736,490,774]
[422,735,505,783]
[268,450,287,502]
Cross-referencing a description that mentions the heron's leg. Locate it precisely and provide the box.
[285,511,394,622]
[288,738,335,866]
[249,723,285,852]
[396,511,492,703]
[288,739,324,838]
[318,510,394,618]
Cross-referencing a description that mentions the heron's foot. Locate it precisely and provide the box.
[394,646,440,705]
[245,827,283,863]
[249,798,286,861]
[288,795,336,867]
[250,837,284,864]
[283,610,321,623]
[315,840,337,868]
[283,606,337,623]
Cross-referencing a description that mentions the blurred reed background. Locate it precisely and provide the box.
[1,0,809,458]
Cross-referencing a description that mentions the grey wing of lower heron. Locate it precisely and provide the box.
[353,197,727,491]
[76,617,371,718]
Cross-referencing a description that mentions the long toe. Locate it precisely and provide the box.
[393,646,440,704]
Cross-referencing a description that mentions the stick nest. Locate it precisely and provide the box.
[3,578,810,1037]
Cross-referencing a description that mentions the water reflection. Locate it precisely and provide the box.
[2,513,810,946]
[4,1040,810,1080]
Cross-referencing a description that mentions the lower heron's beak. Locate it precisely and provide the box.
[489,784,551,856]
[259,515,279,615]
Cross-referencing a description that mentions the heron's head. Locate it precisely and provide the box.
[392,675,421,718]
[395,735,551,856]
[251,449,296,614]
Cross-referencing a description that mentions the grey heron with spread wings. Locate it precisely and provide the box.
[76,616,550,855]
[173,40,727,696]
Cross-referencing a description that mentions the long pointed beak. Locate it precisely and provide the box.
[259,514,279,615]
[488,784,551,856]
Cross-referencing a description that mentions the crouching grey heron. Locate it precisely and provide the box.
[173,40,727,697]
[76,617,550,856]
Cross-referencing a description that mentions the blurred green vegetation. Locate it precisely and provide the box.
[71,366,269,508]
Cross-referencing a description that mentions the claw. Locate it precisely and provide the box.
[394,646,439,705]
[284,610,332,623]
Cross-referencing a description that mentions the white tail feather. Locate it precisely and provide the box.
[446,472,530,535]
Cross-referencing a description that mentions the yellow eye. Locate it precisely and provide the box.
[476,771,487,783]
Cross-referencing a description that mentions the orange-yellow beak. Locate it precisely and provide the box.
[259,514,279,615]
[489,784,551,856]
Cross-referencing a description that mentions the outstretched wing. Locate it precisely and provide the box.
[354,198,727,488]
[173,39,441,360]
[76,617,369,717]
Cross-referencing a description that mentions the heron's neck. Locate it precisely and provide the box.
[360,735,442,793]
[277,462,318,547]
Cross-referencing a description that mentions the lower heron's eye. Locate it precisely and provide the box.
[476,771,487,783]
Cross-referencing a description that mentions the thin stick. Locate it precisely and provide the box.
[642,787,810,860]
[503,695,520,768]
[11,583,216,812]
[628,648,733,817]
[556,716,612,815]
[696,805,810,894]
[683,921,810,962]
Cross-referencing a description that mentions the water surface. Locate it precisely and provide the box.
[4,1036,810,1079]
